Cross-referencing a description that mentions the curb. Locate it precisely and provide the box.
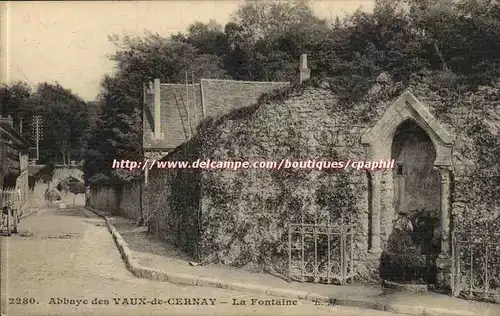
[86,207,492,316]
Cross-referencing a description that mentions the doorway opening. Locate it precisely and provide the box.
[380,120,440,284]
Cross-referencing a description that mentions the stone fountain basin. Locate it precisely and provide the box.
[382,280,429,293]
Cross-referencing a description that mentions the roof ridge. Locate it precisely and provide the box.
[158,79,290,85]
[200,78,290,84]
[0,123,30,148]
[160,83,200,86]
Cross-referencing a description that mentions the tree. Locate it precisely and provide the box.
[182,20,228,57]
[0,81,32,119]
[373,0,500,82]
[46,102,71,165]
[108,33,228,84]
[57,176,85,205]
[231,0,322,45]
[31,82,90,164]
[223,0,330,81]
[84,0,500,182]
[0,82,33,142]
[84,32,230,183]
[1,81,91,165]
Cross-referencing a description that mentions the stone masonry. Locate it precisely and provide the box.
[144,70,500,287]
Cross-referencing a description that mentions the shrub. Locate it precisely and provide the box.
[380,227,431,284]
[68,181,86,195]
[33,163,56,184]
[44,189,61,202]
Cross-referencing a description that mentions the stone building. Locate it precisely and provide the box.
[144,60,500,290]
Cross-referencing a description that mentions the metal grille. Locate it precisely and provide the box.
[288,223,355,285]
[452,231,500,302]
[1,188,19,233]
[0,188,18,208]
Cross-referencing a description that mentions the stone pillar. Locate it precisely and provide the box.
[435,166,451,256]
[434,165,452,288]
[299,54,311,83]
[369,170,382,254]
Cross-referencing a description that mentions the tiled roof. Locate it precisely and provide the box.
[143,79,290,151]
[143,83,203,150]
[0,121,30,150]
[200,79,290,119]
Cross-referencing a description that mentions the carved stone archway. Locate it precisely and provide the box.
[361,90,456,286]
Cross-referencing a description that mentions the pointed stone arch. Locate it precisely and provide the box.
[361,90,456,287]
[361,90,455,166]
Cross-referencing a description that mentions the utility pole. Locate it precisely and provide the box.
[32,115,43,162]
[192,72,198,125]
[35,116,40,162]
[185,71,191,138]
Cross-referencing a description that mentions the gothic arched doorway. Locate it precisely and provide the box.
[381,119,441,283]
[361,90,456,288]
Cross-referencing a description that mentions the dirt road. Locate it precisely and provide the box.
[0,207,399,316]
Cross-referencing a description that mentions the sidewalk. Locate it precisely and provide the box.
[89,208,500,316]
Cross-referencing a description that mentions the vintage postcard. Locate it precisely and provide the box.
[1,0,500,315]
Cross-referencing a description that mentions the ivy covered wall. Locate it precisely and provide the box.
[197,82,371,276]
[144,71,500,279]
[143,137,202,258]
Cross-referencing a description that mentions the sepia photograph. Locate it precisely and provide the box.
[1,0,500,315]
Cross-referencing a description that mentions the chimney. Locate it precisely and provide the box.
[153,78,164,140]
[299,54,311,83]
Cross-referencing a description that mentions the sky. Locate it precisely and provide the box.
[1,1,374,101]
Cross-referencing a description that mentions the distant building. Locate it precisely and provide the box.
[0,116,30,210]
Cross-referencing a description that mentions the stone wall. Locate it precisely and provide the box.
[27,181,49,207]
[143,138,201,258]
[197,83,373,274]
[16,159,29,210]
[88,184,116,210]
[88,180,142,221]
[60,192,85,206]
[144,75,500,281]
[27,182,85,207]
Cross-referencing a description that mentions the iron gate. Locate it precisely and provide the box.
[288,223,354,285]
[452,231,500,302]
